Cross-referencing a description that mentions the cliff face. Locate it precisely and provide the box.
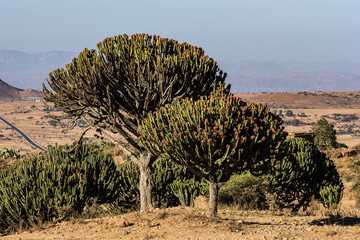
[0,78,43,101]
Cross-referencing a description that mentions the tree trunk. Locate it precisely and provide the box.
[207,181,219,217]
[139,152,155,212]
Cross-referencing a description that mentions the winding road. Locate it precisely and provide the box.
[0,116,45,151]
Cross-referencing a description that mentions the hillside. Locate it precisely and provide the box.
[236,91,360,109]
[0,78,43,101]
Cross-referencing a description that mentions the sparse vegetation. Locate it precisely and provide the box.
[312,118,337,150]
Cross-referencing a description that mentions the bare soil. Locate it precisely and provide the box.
[2,199,360,240]
[0,101,98,153]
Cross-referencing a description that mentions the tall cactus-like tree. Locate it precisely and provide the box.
[42,33,227,212]
[139,85,287,216]
[312,118,337,151]
[268,137,343,211]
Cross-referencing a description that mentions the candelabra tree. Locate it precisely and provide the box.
[42,33,227,212]
[139,85,287,216]
[312,118,337,151]
[268,137,343,211]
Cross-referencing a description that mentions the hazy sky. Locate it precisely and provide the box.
[1,0,360,62]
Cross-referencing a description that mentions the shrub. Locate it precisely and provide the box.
[349,157,360,207]
[0,147,20,160]
[312,118,337,151]
[268,137,343,211]
[107,158,205,213]
[335,142,348,148]
[0,142,120,233]
[218,172,268,210]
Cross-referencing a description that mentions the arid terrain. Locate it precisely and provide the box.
[1,91,360,239]
[237,91,360,148]
[0,101,98,153]
[1,91,359,153]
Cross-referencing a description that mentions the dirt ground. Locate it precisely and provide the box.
[1,200,360,240]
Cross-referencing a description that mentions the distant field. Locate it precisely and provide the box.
[237,91,360,148]
[0,101,98,153]
[236,91,360,109]
[1,90,360,152]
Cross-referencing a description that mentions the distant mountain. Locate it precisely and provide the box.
[0,50,77,90]
[221,61,360,93]
[0,78,43,101]
[1,50,360,93]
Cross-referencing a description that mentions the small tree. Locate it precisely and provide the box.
[139,85,287,216]
[312,118,337,150]
[43,34,227,212]
[268,137,343,211]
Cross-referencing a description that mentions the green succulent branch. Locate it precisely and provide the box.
[139,84,287,216]
[43,34,226,157]
[268,137,344,211]
[42,33,227,211]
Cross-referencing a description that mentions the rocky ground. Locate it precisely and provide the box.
[2,202,360,240]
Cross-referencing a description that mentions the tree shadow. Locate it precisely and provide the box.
[310,216,360,226]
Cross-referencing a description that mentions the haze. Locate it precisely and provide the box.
[1,0,360,63]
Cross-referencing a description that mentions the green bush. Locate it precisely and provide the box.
[0,142,121,233]
[218,172,268,210]
[312,118,337,151]
[268,137,343,211]
[319,185,343,208]
[349,157,360,207]
[107,158,205,213]
[105,161,140,214]
[0,147,20,160]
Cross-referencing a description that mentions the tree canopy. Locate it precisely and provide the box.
[312,118,337,151]
[43,33,227,211]
[139,85,287,216]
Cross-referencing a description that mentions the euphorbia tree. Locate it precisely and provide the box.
[42,33,227,212]
[139,85,287,216]
[268,137,343,211]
